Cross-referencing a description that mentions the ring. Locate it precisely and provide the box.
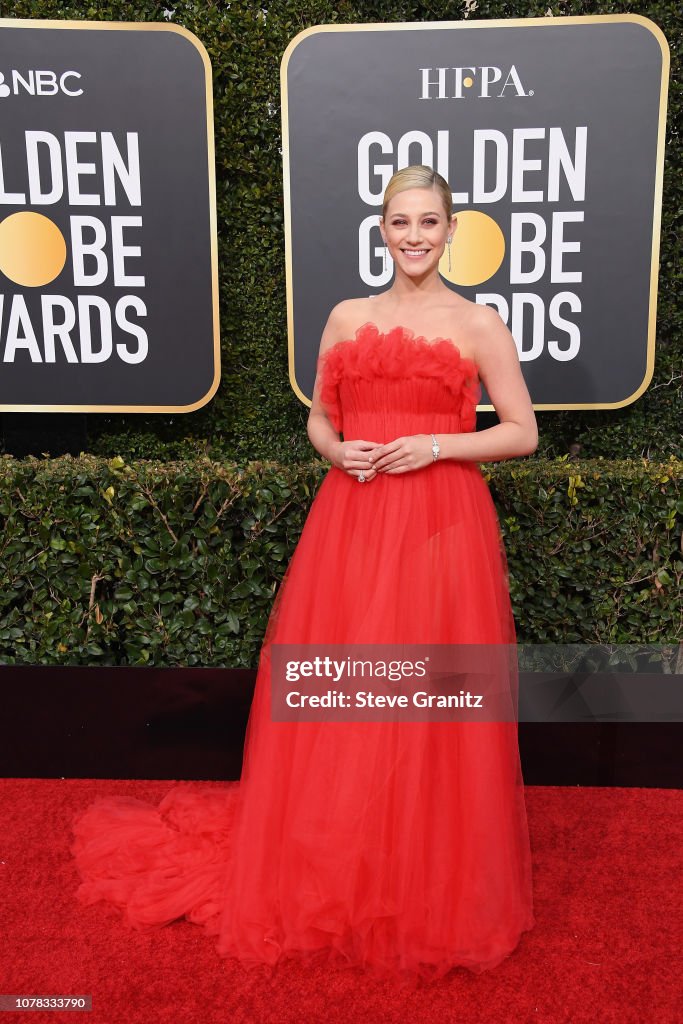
[358,471,366,483]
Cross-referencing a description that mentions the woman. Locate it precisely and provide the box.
[71,164,537,985]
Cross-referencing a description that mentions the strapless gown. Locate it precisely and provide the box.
[70,322,535,984]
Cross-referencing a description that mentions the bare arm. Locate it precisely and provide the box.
[438,305,538,462]
[306,302,348,462]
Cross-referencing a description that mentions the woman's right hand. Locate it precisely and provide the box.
[330,439,381,482]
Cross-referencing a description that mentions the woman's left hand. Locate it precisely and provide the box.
[367,434,435,474]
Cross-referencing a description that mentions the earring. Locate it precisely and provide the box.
[383,241,387,272]
[447,236,452,272]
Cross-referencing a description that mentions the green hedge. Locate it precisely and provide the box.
[0,454,679,666]
[0,0,679,464]
[0,2,679,659]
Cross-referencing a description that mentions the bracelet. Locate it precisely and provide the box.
[431,433,440,461]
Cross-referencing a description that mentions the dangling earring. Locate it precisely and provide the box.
[447,236,452,272]
[383,241,388,272]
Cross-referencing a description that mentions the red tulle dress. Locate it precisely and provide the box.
[70,322,535,984]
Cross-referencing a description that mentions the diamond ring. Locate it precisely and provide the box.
[358,471,366,483]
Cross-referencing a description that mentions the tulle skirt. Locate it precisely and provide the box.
[71,459,535,985]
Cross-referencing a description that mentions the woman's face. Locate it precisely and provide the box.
[380,188,455,276]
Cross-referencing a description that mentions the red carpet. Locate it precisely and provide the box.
[1,779,680,1023]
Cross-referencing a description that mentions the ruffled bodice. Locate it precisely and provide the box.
[318,321,481,439]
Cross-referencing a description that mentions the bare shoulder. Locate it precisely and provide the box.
[464,302,516,359]
[330,296,371,324]
[469,301,503,331]
[461,303,526,404]
[318,297,373,355]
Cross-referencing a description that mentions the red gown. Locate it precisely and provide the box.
[70,322,535,984]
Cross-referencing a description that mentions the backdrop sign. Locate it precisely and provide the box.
[0,18,219,413]
[281,15,669,412]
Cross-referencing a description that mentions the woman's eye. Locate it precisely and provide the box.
[392,219,438,226]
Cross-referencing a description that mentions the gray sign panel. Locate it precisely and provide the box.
[0,18,219,412]
[281,15,669,411]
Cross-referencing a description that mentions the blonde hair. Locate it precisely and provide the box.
[382,164,453,223]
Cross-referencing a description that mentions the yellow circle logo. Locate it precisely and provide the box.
[0,211,67,287]
[439,210,506,286]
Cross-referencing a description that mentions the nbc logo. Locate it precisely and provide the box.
[0,70,83,98]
